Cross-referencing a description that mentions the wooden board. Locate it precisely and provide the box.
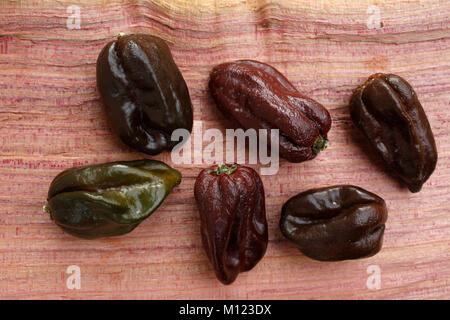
[0,0,449,299]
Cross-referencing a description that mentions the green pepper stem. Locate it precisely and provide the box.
[43,203,51,214]
[312,135,328,154]
[210,164,237,176]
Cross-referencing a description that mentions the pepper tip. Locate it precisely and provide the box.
[43,203,51,214]
[312,135,328,154]
[210,164,237,176]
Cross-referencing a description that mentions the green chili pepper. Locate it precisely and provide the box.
[44,160,181,239]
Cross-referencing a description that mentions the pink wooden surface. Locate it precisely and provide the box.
[0,0,449,299]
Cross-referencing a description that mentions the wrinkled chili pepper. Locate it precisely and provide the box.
[97,33,193,155]
[280,185,388,261]
[209,60,332,162]
[194,164,268,284]
[44,160,181,239]
[349,73,438,192]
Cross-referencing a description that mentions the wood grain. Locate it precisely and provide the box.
[0,0,449,299]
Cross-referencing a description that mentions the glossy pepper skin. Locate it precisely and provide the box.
[194,164,268,285]
[209,60,332,162]
[96,33,193,155]
[280,185,387,261]
[350,73,437,193]
[44,160,181,239]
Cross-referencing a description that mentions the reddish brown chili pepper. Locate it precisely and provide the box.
[194,164,268,285]
[209,60,332,162]
[349,73,437,192]
[280,185,388,261]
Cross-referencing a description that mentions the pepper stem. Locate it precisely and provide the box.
[210,164,237,176]
[117,32,126,39]
[43,203,51,214]
[312,135,328,154]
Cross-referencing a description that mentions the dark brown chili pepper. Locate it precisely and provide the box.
[349,73,437,193]
[209,60,332,163]
[194,164,268,284]
[97,33,193,155]
[280,185,387,261]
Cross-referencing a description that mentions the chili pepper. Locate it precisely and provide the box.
[209,60,332,162]
[44,160,181,239]
[194,164,268,284]
[96,33,193,155]
[349,73,437,193]
[280,185,388,261]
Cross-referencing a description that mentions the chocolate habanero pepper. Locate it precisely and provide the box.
[280,185,388,261]
[209,60,332,162]
[44,160,181,239]
[194,164,268,285]
[97,33,193,155]
[349,73,437,192]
